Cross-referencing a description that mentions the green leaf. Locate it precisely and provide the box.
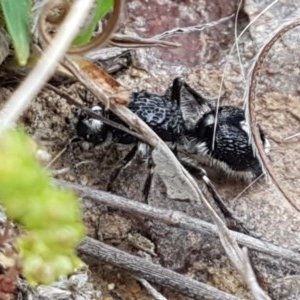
[73,0,114,46]
[1,0,31,65]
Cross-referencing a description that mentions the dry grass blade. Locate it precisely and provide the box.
[61,57,270,299]
[241,247,271,300]
[153,14,234,40]
[234,0,245,81]
[51,160,94,176]
[212,0,279,150]
[56,179,300,265]
[45,145,68,170]
[285,132,300,140]
[0,0,96,134]
[247,19,300,213]
[110,33,180,48]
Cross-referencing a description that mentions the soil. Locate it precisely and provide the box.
[1,0,300,299]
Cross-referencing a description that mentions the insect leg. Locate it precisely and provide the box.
[107,144,139,191]
[170,77,184,107]
[142,148,154,203]
[180,160,250,234]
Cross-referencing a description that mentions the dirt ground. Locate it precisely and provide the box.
[2,0,300,299]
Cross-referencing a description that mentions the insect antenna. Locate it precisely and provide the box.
[107,144,139,192]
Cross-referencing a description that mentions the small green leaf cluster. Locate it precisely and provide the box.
[0,130,86,285]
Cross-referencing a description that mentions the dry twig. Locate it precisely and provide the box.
[153,14,234,40]
[247,19,300,213]
[78,237,238,300]
[57,180,300,265]
[212,0,279,150]
[135,277,168,300]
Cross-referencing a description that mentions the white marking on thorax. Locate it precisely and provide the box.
[263,137,271,154]
[204,114,215,126]
[239,120,250,136]
[85,106,104,132]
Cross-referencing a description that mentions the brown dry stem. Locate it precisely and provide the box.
[109,33,180,48]
[247,19,300,213]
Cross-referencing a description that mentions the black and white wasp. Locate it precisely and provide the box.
[74,78,270,233]
[75,78,269,181]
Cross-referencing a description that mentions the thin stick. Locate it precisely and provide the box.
[153,14,234,40]
[135,277,168,300]
[234,0,245,81]
[78,237,238,300]
[285,132,300,140]
[247,19,300,213]
[56,180,300,265]
[212,0,279,150]
[45,146,67,169]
